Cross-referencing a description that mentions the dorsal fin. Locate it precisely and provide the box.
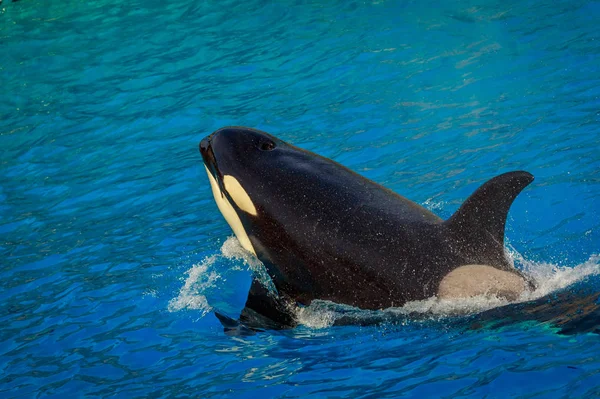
[444,171,534,270]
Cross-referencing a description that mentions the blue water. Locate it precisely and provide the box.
[1,0,600,397]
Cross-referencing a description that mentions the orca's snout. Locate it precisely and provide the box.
[199,134,218,170]
[199,127,230,156]
[199,135,212,155]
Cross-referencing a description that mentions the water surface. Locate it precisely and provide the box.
[1,0,599,397]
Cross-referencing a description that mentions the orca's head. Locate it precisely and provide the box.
[200,126,282,186]
[199,127,291,256]
[200,126,339,301]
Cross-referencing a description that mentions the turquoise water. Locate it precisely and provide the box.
[1,0,600,397]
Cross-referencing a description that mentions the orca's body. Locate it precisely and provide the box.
[199,127,534,330]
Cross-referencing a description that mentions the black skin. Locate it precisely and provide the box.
[200,127,534,329]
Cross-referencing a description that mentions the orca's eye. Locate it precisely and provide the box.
[258,140,276,151]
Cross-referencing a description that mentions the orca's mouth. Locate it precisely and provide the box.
[199,134,216,170]
[199,134,226,193]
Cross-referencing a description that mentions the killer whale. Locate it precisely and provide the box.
[199,126,534,330]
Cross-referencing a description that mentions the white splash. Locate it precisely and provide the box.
[170,236,600,329]
[168,236,273,316]
[511,250,600,300]
[295,303,339,329]
[296,251,600,329]
[221,236,277,293]
[167,256,220,316]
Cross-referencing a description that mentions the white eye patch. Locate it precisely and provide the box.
[223,175,257,216]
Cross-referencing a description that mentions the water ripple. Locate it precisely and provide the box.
[1,0,599,397]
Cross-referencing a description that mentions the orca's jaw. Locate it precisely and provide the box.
[203,164,257,256]
[200,134,257,256]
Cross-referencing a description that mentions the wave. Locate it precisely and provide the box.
[170,237,600,329]
[168,236,274,316]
